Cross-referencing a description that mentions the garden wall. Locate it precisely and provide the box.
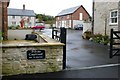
[1,32,64,76]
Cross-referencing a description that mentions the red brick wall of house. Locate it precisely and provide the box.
[72,6,90,20]
[56,6,90,21]
[55,6,90,28]
[56,15,72,21]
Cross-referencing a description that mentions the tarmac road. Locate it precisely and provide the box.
[41,29,119,69]
[66,29,119,69]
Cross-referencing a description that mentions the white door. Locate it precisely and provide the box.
[79,13,83,20]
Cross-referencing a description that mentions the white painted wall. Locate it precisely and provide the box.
[8,16,35,28]
[56,20,71,28]
[79,13,83,20]
[8,30,33,40]
[83,22,92,34]
[73,20,83,28]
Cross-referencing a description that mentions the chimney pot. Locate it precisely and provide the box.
[23,4,25,10]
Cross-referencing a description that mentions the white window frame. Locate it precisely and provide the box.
[67,15,69,19]
[12,16,15,19]
[21,16,23,19]
[109,10,118,25]
[79,13,83,20]
[12,22,16,25]
[57,17,59,20]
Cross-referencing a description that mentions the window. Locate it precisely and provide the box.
[12,16,15,19]
[79,13,83,20]
[110,10,118,25]
[21,16,23,19]
[61,16,64,20]
[12,22,16,25]
[57,17,59,20]
[67,15,69,19]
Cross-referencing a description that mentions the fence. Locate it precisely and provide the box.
[52,27,67,69]
[110,29,120,58]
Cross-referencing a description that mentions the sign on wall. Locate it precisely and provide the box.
[27,50,45,60]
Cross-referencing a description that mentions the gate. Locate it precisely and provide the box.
[52,27,67,69]
[110,29,120,58]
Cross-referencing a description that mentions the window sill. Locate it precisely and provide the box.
[109,23,118,26]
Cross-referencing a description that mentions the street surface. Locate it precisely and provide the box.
[42,29,119,69]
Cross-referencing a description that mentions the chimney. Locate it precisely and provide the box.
[23,4,25,10]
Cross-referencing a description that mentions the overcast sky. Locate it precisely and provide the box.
[8,0,93,16]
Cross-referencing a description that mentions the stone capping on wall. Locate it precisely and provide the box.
[1,32,64,48]
[1,42,64,48]
[33,32,60,43]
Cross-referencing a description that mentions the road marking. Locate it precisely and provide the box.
[66,63,120,71]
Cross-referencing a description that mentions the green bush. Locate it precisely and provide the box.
[0,31,3,41]
[9,25,20,29]
[92,34,109,45]
[83,31,92,40]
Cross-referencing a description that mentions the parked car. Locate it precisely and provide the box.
[74,24,83,30]
[31,23,45,30]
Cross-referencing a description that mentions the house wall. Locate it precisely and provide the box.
[73,20,83,29]
[56,20,71,28]
[72,6,90,21]
[56,6,90,29]
[94,2,118,36]
[8,16,35,28]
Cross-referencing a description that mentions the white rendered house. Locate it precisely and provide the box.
[8,5,35,28]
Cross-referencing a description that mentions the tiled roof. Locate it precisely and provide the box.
[57,5,80,16]
[8,8,35,16]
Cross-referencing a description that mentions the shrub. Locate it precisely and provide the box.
[16,25,20,29]
[92,34,109,45]
[0,31,2,41]
[83,31,92,40]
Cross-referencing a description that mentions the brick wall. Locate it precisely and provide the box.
[56,6,90,28]
[72,6,90,21]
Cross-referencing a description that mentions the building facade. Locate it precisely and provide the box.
[56,5,91,29]
[93,0,119,36]
[8,5,35,28]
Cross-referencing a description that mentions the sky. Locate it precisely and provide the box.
[8,0,93,17]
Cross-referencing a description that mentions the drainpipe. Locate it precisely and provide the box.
[92,0,94,34]
[118,1,120,31]
[71,14,73,29]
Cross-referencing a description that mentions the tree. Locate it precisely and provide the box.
[35,13,55,24]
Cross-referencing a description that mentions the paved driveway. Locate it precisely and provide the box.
[66,29,119,69]
[41,29,119,69]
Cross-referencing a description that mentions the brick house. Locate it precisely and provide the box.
[8,5,35,28]
[55,5,91,29]
[0,0,10,40]
[93,0,120,36]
